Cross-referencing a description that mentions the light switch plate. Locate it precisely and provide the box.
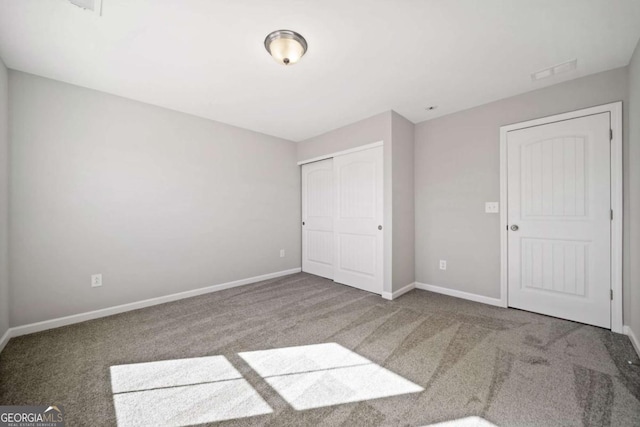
[485,202,499,213]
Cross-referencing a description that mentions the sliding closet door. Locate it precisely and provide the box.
[301,159,334,279]
[333,147,383,294]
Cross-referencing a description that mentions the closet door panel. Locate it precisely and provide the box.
[333,147,383,294]
[302,159,334,279]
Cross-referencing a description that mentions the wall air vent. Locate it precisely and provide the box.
[68,0,102,16]
[531,59,577,82]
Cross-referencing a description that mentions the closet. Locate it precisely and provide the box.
[301,146,383,294]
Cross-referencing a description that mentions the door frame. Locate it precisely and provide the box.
[297,141,383,166]
[499,102,623,333]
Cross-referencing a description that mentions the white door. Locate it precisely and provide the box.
[302,159,334,279]
[507,113,611,328]
[333,147,384,294]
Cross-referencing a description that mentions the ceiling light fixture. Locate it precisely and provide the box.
[264,30,308,66]
[68,0,102,15]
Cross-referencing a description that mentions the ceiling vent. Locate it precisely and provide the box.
[531,59,577,82]
[68,0,102,16]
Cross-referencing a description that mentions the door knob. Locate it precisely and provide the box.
[510,225,519,231]
[378,225,383,230]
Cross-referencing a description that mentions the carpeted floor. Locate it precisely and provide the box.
[1,272,639,426]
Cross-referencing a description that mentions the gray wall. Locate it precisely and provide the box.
[297,112,391,162]
[391,112,415,290]
[9,71,300,327]
[415,68,630,315]
[629,40,640,336]
[0,58,8,338]
[297,112,395,292]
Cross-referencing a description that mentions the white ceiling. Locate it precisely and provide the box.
[1,0,639,141]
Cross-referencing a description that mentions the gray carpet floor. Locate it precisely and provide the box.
[1,272,639,426]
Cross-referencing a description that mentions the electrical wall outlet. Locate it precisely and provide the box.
[91,274,102,287]
[485,202,499,213]
[439,260,447,270]
[280,249,285,258]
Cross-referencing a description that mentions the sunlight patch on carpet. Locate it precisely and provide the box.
[239,342,423,410]
[110,356,272,427]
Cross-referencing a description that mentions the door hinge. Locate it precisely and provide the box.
[610,289,613,300]
[610,129,613,141]
[611,209,614,221]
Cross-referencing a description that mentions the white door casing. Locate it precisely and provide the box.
[333,147,384,294]
[503,107,620,329]
[302,159,334,279]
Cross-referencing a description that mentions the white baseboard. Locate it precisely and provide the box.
[0,328,10,354]
[382,282,416,300]
[3,268,301,347]
[414,282,505,307]
[623,325,640,358]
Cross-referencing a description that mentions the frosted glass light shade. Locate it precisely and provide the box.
[264,30,307,65]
